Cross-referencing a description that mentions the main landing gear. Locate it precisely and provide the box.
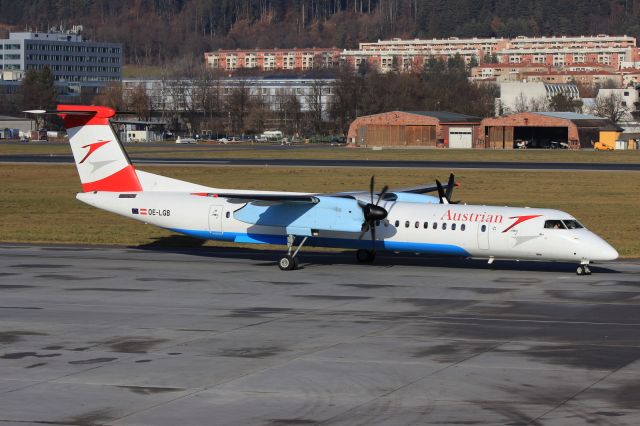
[576,264,591,276]
[356,249,376,263]
[278,235,308,271]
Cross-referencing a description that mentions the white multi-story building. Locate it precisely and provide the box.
[122,76,336,117]
[496,82,580,115]
[0,28,122,83]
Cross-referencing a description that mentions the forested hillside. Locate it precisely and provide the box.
[1,0,640,65]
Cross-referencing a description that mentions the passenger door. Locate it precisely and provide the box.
[208,205,224,237]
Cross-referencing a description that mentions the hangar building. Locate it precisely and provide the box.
[480,112,617,149]
[348,111,481,148]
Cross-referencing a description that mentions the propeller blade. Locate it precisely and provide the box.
[358,224,368,240]
[435,179,447,204]
[376,185,389,206]
[369,176,375,205]
[370,221,377,254]
[445,173,455,202]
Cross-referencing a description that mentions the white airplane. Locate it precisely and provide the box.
[27,105,618,275]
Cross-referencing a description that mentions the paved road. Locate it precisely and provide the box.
[1,244,639,425]
[3,153,640,170]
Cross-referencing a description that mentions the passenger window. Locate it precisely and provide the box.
[481,224,486,232]
[405,221,410,228]
[452,223,456,230]
[225,212,230,218]
[544,220,566,229]
[376,220,380,227]
[384,220,389,227]
[563,220,583,229]
[423,222,428,229]
[442,223,447,230]
[461,224,466,231]
[415,221,419,228]
[395,220,399,227]
[432,222,437,229]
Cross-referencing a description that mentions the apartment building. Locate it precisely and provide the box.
[204,48,341,72]
[346,34,639,70]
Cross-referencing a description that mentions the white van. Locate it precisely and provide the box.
[176,136,197,144]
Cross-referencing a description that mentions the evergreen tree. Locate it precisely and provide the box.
[18,67,57,129]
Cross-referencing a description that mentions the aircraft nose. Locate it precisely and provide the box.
[599,243,619,261]
[590,240,619,261]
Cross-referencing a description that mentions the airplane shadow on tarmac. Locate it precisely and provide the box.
[133,235,620,275]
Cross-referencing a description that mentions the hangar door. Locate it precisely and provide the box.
[357,125,436,146]
[449,127,473,148]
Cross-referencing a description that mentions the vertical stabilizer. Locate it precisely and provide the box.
[58,105,142,192]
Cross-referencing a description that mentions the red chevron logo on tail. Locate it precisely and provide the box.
[79,140,111,164]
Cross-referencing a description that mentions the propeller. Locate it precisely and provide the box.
[359,176,389,254]
[436,173,459,204]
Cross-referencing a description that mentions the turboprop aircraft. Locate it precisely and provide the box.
[26,105,618,275]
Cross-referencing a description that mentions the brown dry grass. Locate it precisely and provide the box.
[1,164,638,257]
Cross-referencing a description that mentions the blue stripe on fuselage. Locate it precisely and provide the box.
[167,228,470,257]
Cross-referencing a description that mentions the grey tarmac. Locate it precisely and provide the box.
[2,154,640,171]
[0,244,639,425]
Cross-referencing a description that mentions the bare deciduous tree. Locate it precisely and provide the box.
[591,93,629,122]
[126,84,151,120]
[305,79,326,134]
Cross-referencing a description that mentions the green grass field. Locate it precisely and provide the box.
[1,163,638,257]
[3,142,640,163]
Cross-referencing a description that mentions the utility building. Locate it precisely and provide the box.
[480,112,617,149]
[348,111,481,148]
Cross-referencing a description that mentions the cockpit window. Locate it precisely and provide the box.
[563,220,584,229]
[544,220,566,229]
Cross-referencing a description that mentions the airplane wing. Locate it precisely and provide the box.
[231,195,370,235]
[193,192,320,204]
[389,179,458,195]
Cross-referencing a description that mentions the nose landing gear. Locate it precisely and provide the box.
[576,264,591,275]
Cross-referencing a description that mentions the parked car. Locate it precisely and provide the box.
[330,136,346,146]
[176,136,197,144]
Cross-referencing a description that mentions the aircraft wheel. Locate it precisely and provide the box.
[584,265,591,275]
[576,265,587,275]
[278,255,296,271]
[356,249,375,263]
